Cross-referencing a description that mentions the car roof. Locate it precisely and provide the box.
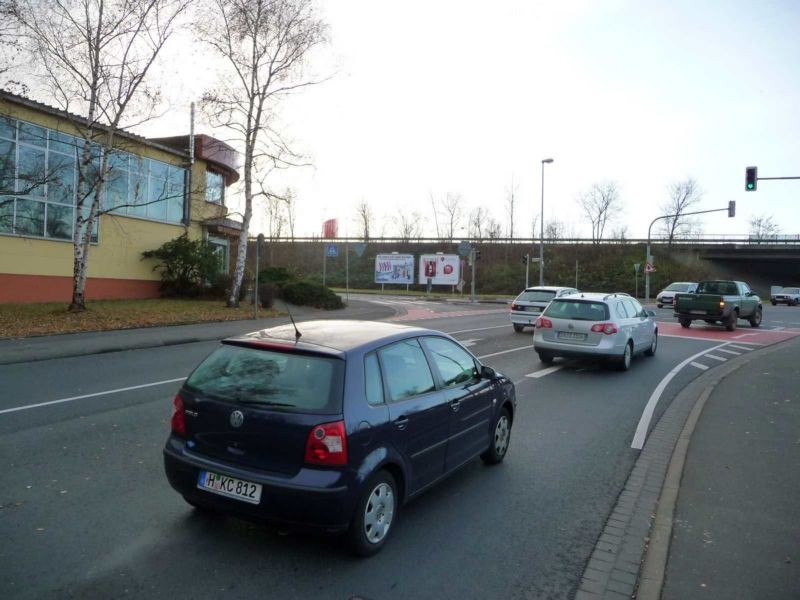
[225,319,436,356]
[521,286,575,292]
[665,281,696,285]
[559,292,630,303]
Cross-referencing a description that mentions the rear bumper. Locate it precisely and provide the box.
[163,437,355,532]
[510,311,541,326]
[673,310,725,320]
[533,333,625,358]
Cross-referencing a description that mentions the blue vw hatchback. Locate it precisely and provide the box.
[164,320,516,555]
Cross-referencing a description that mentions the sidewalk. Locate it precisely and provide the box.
[660,337,800,599]
[0,298,396,365]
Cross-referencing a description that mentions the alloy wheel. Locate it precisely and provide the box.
[494,415,510,457]
[363,482,395,544]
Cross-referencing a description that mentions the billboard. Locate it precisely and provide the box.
[418,254,461,285]
[374,254,414,284]
[322,218,338,238]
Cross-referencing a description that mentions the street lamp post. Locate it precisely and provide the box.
[540,158,554,286]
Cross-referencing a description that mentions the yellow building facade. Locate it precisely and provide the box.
[0,91,240,303]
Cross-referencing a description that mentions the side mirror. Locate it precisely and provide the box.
[480,365,498,380]
[647,310,656,317]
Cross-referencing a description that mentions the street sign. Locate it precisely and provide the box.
[634,263,641,273]
[458,241,472,257]
[325,244,339,258]
[645,262,656,273]
[352,242,367,258]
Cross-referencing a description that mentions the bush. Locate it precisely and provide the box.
[206,271,251,302]
[258,283,278,309]
[142,234,219,298]
[259,266,296,287]
[282,280,344,310]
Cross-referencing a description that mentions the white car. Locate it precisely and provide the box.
[656,282,698,308]
[509,286,579,332]
[533,292,658,371]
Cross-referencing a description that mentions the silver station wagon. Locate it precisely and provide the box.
[532,293,658,371]
[509,286,579,332]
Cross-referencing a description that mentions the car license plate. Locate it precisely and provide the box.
[690,309,706,314]
[198,470,262,504]
[528,306,540,312]
[557,331,587,341]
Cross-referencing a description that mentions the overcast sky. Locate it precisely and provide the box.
[144,0,800,239]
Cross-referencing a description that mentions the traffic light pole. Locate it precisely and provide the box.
[645,205,735,302]
[470,249,477,304]
[525,254,530,288]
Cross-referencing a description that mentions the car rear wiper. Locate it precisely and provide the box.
[231,398,295,408]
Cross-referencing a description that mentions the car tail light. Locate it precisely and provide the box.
[591,323,619,335]
[511,303,520,311]
[171,394,186,436]
[719,300,725,308]
[305,420,348,466]
[537,317,553,328]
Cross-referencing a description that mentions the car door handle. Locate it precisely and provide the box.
[393,415,409,430]
[450,398,461,411]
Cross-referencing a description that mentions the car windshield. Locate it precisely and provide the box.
[696,282,738,295]
[780,287,799,294]
[184,344,344,414]
[543,299,609,321]
[665,283,691,292]
[517,290,557,302]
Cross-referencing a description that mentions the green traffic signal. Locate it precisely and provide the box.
[745,166,757,191]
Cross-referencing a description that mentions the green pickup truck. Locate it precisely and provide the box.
[673,280,762,331]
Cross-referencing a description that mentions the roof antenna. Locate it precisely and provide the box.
[283,300,302,341]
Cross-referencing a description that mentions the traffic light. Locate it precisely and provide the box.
[475,250,482,260]
[745,166,757,191]
[728,200,736,217]
[522,255,528,264]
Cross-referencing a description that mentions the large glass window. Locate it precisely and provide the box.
[422,337,478,387]
[364,353,384,406]
[0,114,188,242]
[378,339,436,401]
[205,170,224,204]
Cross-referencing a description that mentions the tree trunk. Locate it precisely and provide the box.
[227,154,253,307]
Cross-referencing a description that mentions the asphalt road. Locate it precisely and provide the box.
[1,299,798,599]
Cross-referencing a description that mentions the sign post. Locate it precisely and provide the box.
[255,233,264,319]
[470,249,477,304]
[634,263,641,299]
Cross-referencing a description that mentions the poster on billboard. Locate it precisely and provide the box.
[418,254,461,285]
[374,254,414,284]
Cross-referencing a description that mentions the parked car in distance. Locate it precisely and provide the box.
[771,287,800,306]
[163,320,516,556]
[656,282,698,308]
[510,286,579,332]
[673,280,762,331]
[532,293,658,371]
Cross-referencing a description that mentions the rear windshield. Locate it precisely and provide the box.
[665,283,691,292]
[184,344,344,414]
[517,290,557,302]
[696,281,738,295]
[543,299,609,321]
[780,288,799,294]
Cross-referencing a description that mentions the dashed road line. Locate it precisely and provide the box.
[690,362,709,371]
[477,345,530,360]
[704,353,727,361]
[446,324,509,335]
[458,338,481,348]
[525,366,564,379]
[728,344,753,351]
[716,348,742,356]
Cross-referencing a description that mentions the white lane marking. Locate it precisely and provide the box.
[458,338,482,348]
[0,378,186,416]
[732,333,760,339]
[728,344,753,351]
[716,348,742,356]
[477,346,530,360]
[447,324,509,335]
[690,362,709,371]
[525,366,564,378]
[771,327,786,331]
[631,342,731,450]
[659,333,763,345]
[704,353,727,361]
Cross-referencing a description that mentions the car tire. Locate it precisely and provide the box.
[513,324,524,333]
[481,407,512,465]
[617,341,633,371]
[657,304,663,308]
[679,318,691,328]
[771,300,777,306]
[538,351,554,364]
[724,311,738,332]
[748,307,762,328]
[645,332,658,357]
[347,470,398,557]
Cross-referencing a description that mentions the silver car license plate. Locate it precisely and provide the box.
[557,331,587,341]
[690,309,706,314]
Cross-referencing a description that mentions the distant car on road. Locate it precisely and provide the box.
[771,287,800,306]
[163,320,516,556]
[532,293,658,371]
[510,286,579,332]
[656,282,698,308]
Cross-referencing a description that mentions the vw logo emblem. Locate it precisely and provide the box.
[568,323,574,330]
[230,410,244,428]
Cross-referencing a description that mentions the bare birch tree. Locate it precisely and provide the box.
[468,206,488,238]
[485,217,502,239]
[11,0,188,311]
[505,176,517,239]
[439,192,462,240]
[394,211,422,242]
[530,213,539,241]
[282,186,296,240]
[354,198,373,241]
[198,0,327,306]
[545,219,566,240]
[749,214,780,241]
[0,0,22,80]
[577,181,622,244]
[659,177,702,244]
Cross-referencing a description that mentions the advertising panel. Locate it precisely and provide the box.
[374,254,414,284]
[418,254,461,285]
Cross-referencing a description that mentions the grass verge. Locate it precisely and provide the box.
[0,299,279,338]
